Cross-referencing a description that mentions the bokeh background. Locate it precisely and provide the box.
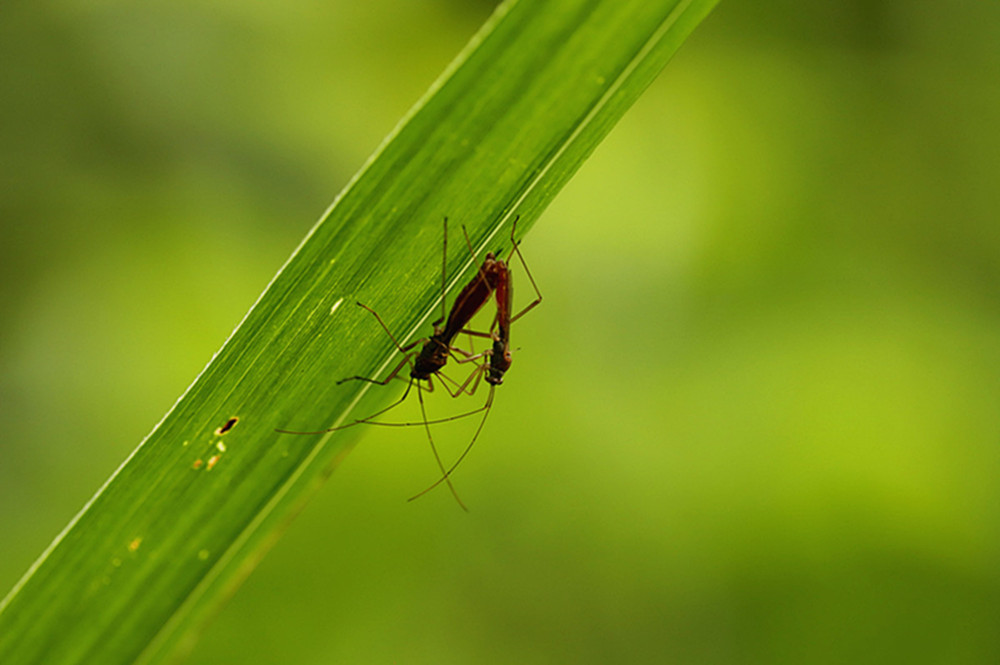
[3,1,999,663]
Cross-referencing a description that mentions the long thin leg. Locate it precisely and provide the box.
[360,368,491,429]
[417,379,468,511]
[335,352,413,387]
[431,370,462,398]
[355,302,421,355]
[360,359,490,427]
[359,363,490,426]
[461,224,492,286]
[436,216,449,326]
[451,355,487,396]
[360,398,492,428]
[341,375,417,425]
[274,377,418,435]
[408,386,496,503]
[460,309,501,339]
[506,216,543,323]
[447,343,481,359]
[434,364,483,398]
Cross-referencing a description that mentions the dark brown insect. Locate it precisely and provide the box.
[405,216,542,503]
[276,217,503,510]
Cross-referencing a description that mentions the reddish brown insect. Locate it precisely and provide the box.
[276,217,503,510]
[277,216,541,509]
[405,216,542,503]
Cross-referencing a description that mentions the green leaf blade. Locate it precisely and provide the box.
[0,1,719,663]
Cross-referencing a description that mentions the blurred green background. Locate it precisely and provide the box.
[3,1,999,663]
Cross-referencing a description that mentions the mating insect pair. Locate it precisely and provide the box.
[277,216,541,510]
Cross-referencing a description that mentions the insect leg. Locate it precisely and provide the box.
[416,377,468,511]
[506,216,542,323]
[408,385,496,503]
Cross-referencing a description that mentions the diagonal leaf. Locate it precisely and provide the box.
[0,0,720,663]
